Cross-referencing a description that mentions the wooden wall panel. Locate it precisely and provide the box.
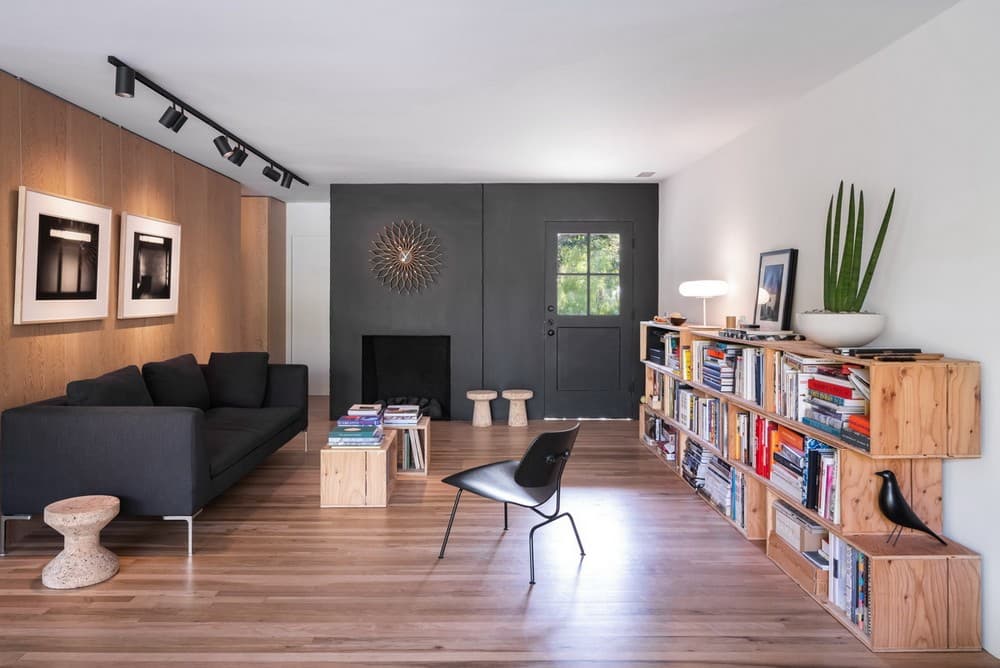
[266,197,286,362]
[240,197,268,352]
[0,72,251,412]
[0,73,21,402]
[239,196,286,361]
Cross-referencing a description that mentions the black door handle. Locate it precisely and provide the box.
[547,305,555,312]
[547,329,555,336]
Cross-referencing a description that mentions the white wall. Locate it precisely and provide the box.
[658,0,998,655]
[286,202,331,395]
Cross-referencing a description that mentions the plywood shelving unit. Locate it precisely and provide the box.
[638,321,982,651]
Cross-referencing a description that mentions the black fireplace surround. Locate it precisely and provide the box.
[362,335,451,419]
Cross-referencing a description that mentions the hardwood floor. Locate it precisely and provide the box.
[0,398,995,667]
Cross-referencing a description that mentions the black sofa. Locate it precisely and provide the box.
[0,353,308,554]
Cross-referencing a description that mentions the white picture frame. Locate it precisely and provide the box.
[118,213,181,319]
[14,186,112,325]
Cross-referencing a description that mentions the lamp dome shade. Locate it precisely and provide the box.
[678,280,729,298]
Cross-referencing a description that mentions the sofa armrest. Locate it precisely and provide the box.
[263,364,308,419]
[1,406,209,517]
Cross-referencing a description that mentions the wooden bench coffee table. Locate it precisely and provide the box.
[320,430,397,507]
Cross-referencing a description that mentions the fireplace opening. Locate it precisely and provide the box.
[361,335,451,419]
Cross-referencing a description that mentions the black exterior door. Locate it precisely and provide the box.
[543,221,634,418]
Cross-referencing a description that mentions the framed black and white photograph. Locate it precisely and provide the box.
[118,213,181,319]
[14,186,112,324]
[753,248,797,331]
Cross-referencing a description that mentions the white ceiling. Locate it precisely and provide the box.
[0,0,955,202]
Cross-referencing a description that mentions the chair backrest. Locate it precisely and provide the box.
[514,423,580,491]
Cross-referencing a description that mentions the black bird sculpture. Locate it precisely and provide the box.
[875,470,947,545]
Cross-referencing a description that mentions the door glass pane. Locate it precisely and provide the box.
[589,234,620,274]
[557,233,588,274]
[589,275,620,315]
[557,275,587,315]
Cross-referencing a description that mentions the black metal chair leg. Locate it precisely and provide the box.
[564,512,585,555]
[504,503,508,531]
[528,523,537,584]
[438,489,463,559]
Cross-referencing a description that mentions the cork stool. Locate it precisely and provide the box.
[466,389,498,427]
[42,495,120,589]
[502,389,533,427]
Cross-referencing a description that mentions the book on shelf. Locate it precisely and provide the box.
[643,414,678,461]
[347,403,383,417]
[699,455,733,516]
[774,499,826,552]
[829,535,871,637]
[400,429,424,470]
[802,438,839,523]
[662,332,682,372]
[681,440,712,488]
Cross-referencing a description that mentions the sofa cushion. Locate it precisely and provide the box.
[142,354,211,410]
[203,406,300,476]
[205,352,269,408]
[66,365,154,406]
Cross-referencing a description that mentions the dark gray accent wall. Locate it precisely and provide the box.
[482,184,658,419]
[329,183,658,421]
[330,185,483,420]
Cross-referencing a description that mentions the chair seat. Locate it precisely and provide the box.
[442,460,553,508]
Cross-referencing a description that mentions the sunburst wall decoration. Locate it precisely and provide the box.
[369,220,443,294]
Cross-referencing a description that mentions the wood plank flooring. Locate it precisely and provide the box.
[0,398,996,666]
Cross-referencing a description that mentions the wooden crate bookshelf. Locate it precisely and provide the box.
[638,321,982,651]
[383,416,431,477]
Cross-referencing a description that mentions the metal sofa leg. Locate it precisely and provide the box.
[438,489,463,559]
[304,430,309,452]
[0,515,32,556]
[163,509,202,556]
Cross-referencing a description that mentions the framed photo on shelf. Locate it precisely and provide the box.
[753,248,797,331]
[118,213,181,319]
[14,186,112,325]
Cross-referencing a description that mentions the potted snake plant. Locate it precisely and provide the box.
[797,181,895,348]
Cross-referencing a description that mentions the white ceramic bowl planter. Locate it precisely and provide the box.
[796,312,886,348]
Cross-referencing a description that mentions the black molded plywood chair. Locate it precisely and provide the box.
[437,423,584,584]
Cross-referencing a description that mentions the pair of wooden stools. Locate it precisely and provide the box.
[466,389,533,427]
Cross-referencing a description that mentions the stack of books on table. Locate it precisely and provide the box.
[383,404,421,425]
[328,404,385,446]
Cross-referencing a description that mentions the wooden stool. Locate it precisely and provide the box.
[502,389,533,427]
[42,495,120,590]
[466,389,497,427]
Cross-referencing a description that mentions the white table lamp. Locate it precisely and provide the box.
[678,280,729,326]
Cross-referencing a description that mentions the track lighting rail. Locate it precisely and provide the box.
[108,55,308,188]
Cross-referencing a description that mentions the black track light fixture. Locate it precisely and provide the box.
[115,64,135,98]
[158,105,187,132]
[213,135,235,159]
[108,55,308,189]
[262,164,281,182]
[228,146,248,166]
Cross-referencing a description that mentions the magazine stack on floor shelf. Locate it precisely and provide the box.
[638,321,983,652]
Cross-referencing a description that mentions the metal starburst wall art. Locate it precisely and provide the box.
[369,220,443,294]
